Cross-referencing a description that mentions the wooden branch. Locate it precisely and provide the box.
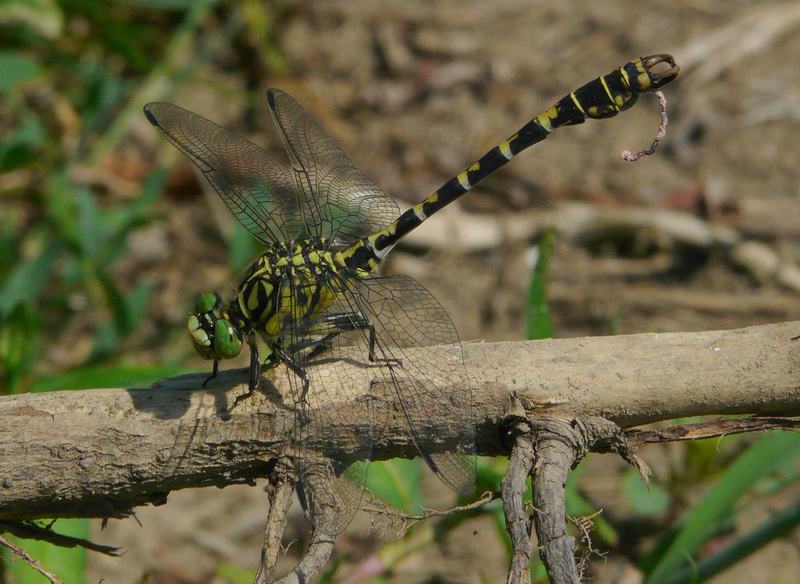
[0,321,797,522]
[255,458,294,584]
[530,418,582,584]
[501,418,536,584]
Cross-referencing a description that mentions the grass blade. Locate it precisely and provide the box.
[646,432,800,583]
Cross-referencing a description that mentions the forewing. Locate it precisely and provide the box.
[266,89,399,248]
[144,102,301,244]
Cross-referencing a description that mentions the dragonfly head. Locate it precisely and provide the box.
[188,293,243,361]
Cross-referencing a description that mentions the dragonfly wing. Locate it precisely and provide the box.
[266,89,399,248]
[282,280,376,536]
[346,273,476,495]
[144,102,301,244]
[295,440,370,537]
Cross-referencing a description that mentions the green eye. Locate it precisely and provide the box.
[194,293,219,314]
[213,319,243,359]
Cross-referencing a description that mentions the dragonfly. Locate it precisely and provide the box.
[144,54,679,536]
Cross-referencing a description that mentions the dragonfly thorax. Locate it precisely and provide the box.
[189,237,363,363]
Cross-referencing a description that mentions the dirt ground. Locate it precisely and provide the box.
[82,1,800,583]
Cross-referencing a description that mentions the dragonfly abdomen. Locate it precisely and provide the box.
[361,54,678,261]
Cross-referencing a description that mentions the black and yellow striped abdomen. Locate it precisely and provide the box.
[349,54,679,265]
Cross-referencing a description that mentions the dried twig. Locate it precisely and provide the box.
[255,459,295,584]
[620,91,669,162]
[530,418,582,584]
[0,533,65,584]
[501,419,537,584]
[362,490,499,538]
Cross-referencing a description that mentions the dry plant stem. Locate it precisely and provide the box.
[254,460,294,584]
[619,91,668,161]
[501,420,537,584]
[627,414,800,448]
[0,533,64,584]
[530,418,582,584]
[363,491,498,536]
[274,529,335,584]
[0,521,120,556]
[0,321,798,522]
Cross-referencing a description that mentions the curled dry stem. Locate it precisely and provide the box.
[620,90,669,161]
[363,490,499,538]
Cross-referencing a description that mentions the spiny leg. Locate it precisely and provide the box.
[248,342,260,394]
[271,341,312,404]
[231,344,261,408]
[295,313,402,368]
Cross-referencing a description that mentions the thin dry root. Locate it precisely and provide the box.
[620,91,669,161]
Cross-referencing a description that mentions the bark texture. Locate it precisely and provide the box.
[0,321,797,521]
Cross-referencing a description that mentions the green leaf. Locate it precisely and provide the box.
[103,169,165,253]
[5,519,88,584]
[0,237,60,319]
[0,115,46,170]
[659,499,800,584]
[88,274,127,361]
[623,468,671,517]
[122,278,154,333]
[76,188,101,260]
[366,459,425,514]
[44,175,80,246]
[646,432,800,583]
[525,228,555,340]
[0,52,44,93]
[135,168,166,210]
[0,305,41,393]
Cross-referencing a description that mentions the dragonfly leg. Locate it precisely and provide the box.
[272,342,311,404]
[284,313,362,358]
[247,342,260,394]
[232,345,261,408]
[201,360,220,388]
[364,320,402,368]
[296,312,402,368]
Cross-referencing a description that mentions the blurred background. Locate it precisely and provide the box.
[2,1,800,583]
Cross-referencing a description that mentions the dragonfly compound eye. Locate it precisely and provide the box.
[194,292,222,315]
[212,319,243,359]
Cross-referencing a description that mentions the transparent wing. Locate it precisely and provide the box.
[267,89,400,249]
[143,102,302,244]
[281,280,376,536]
[292,273,476,505]
[351,274,476,494]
